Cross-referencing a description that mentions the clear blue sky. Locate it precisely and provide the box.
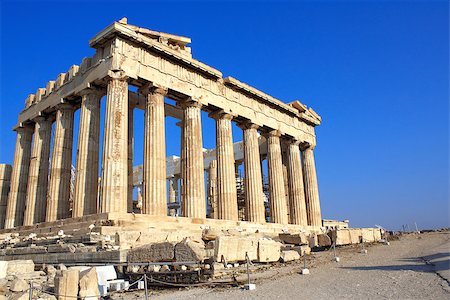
[0,0,448,230]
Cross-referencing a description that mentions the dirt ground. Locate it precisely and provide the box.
[112,231,450,300]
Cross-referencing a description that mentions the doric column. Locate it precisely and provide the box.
[23,117,52,225]
[180,100,206,218]
[5,126,33,228]
[0,165,12,229]
[211,112,238,221]
[240,123,265,223]
[266,130,288,224]
[287,141,308,226]
[301,145,322,227]
[72,89,102,218]
[128,106,134,213]
[168,176,176,216]
[101,73,129,213]
[141,85,168,216]
[207,160,218,219]
[46,103,75,221]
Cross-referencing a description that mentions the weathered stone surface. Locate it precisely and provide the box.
[317,234,332,247]
[349,229,362,244]
[282,245,311,256]
[175,238,206,262]
[214,236,258,262]
[202,228,223,241]
[278,233,308,245]
[9,292,28,300]
[257,239,282,262]
[309,234,319,248]
[54,269,79,300]
[79,267,100,299]
[128,242,175,262]
[6,260,34,276]
[10,278,28,292]
[280,250,301,262]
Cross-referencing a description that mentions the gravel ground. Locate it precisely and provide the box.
[113,231,450,300]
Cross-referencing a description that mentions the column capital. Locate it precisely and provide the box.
[262,129,282,138]
[55,103,74,112]
[300,142,315,151]
[208,110,234,121]
[78,87,106,98]
[138,83,168,97]
[289,139,302,146]
[14,125,33,134]
[236,121,259,130]
[107,70,128,81]
[178,98,202,109]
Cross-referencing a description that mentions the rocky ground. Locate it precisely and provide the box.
[112,231,450,300]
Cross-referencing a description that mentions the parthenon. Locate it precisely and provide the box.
[1,18,323,231]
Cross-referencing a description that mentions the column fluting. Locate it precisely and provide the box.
[128,106,134,213]
[287,141,308,226]
[72,90,102,218]
[141,86,168,216]
[207,160,218,219]
[23,117,52,225]
[180,100,206,218]
[241,123,265,223]
[266,130,288,224]
[212,112,238,221]
[100,74,129,214]
[46,103,75,221]
[5,126,33,228]
[301,145,322,227]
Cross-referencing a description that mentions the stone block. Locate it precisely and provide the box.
[308,234,318,248]
[214,236,258,263]
[317,234,332,247]
[54,269,79,300]
[175,238,206,262]
[361,228,373,242]
[127,242,175,262]
[257,239,282,262]
[374,229,382,241]
[79,267,100,299]
[0,262,6,279]
[281,244,311,256]
[349,229,362,244]
[278,233,308,245]
[6,260,34,276]
[331,229,351,246]
[280,250,301,262]
[202,228,223,241]
[95,265,117,286]
[10,278,28,292]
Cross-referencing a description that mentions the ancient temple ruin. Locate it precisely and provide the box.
[2,18,322,231]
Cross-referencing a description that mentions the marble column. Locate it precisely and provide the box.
[207,160,218,219]
[168,176,176,216]
[281,142,291,221]
[241,123,265,223]
[266,130,288,224]
[46,103,75,222]
[0,164,12,229]
[5,126,33,228]
[180,100,206,218]
[212,112,238,221]
[23,117,52,225]
[141,86,168,216]
[72,90,102,218]
[127,106,134,213]
[287,141,308,226]
[100,74,128,214]
[302,145,322,227]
